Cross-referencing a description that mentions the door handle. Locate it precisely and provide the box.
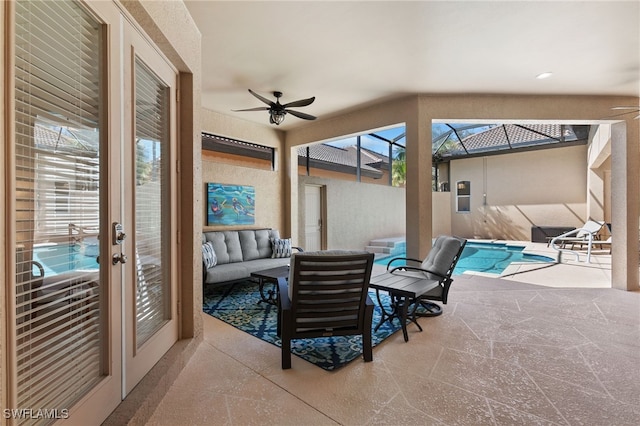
[112,253,128,265]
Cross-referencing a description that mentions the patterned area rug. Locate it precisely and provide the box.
[203,280,402,371]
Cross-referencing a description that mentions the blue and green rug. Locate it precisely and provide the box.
[203,280,402,371]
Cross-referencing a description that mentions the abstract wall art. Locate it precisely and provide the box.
[207,183,255,226]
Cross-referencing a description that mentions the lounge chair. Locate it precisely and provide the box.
[385,235,467,317]
[277,250,374,369]
[549,220,604,263]
[548,220,604,250]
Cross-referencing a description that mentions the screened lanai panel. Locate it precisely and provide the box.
[13,0,103,421]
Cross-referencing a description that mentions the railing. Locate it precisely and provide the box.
[549,228,595,264]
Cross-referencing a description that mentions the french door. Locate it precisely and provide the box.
[121,16,179,394]
[8,1,178,423]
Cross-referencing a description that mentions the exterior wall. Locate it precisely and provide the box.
[298,175,405,250]
[588,124,612,223]
[450,145,588,240]
[432,191,452,236]
[200,108,286,233]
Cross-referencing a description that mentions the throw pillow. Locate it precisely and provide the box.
[202,241,217,269]
[271,238,292,258]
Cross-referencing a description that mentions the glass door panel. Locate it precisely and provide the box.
[133,58,171,347]
[13,0,105,417]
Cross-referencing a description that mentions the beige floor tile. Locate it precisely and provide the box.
[148,268,640,426]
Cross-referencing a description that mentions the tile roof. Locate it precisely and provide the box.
[297,144,384,178]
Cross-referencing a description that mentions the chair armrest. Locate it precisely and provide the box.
[292,246,304,253]
[389,265,447,280]
[277,277,291,310]
[386,257,421,270]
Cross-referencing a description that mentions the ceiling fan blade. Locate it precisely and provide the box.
[232,107,270,112]
[282,96,315,109]
[286,109,316,120]
[248,89,275,107]
[611,106,640,110]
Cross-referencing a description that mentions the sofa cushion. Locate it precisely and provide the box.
[204,257,291,284]
[202,241,217,269]
[255,229,274,258]
[271,238,292,258]
[206,231,243,264]
[239,230,260,261]
[205,262,249,284]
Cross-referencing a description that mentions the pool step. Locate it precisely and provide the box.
[365,237,406,255]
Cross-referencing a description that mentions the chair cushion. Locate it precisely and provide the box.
[271,238,292,258]
[421,236,463,277]
[202,241,217,269]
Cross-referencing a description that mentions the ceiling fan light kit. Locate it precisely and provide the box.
[233,89,317,125]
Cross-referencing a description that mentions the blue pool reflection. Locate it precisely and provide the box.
[33,242,99,277]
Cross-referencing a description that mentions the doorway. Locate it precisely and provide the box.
[304,185,326,251]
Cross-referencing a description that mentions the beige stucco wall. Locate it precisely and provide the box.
[201,109,286,233]
[298,175,405,250]
[432,191,452,236]
[202,160,284,232]
[450,145,588,240]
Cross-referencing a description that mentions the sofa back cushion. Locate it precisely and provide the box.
[203,229,281,264]
[239,230,260,261]
[206,231,243,264]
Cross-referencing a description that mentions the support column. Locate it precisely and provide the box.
[405,98,433,260]
[611,121,639,291]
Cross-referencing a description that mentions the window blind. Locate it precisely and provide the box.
[134,58,170,347]
[14,0,103,420]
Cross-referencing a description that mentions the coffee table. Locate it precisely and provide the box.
[250,265,290,305]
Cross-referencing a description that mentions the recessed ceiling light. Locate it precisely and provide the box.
[536,72,553,79]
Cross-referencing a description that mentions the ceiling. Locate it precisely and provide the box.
[184,1,640,130]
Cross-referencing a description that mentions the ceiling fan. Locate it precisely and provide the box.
[611,106,640,119]
[233,89,316,125]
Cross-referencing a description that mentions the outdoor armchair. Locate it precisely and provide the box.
[386,235,466,317]
[277,250,374,369]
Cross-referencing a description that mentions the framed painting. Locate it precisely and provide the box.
[207,183,255,226]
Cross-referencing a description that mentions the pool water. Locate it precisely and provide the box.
[376,241,554,275]
[32,243,99,277]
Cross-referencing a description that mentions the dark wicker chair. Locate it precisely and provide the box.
[277,250,375,369]
[386,235,466,317]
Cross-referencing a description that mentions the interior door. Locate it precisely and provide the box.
[305,185,324,251]
[122,21,179,393]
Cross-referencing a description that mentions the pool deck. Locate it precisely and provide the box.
[497,240,612,289]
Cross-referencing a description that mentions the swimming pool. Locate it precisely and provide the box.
[375,241,554,275]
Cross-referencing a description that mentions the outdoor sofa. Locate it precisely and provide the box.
[202,228,301,286]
